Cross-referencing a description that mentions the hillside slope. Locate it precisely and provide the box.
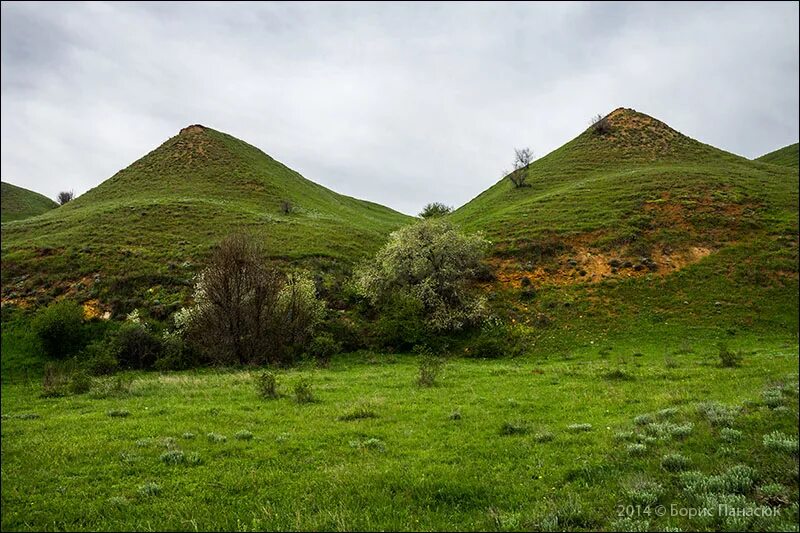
[756,142,799,168]
[1,181,57,223]
[451,108,798,342]
[1,125,412,310]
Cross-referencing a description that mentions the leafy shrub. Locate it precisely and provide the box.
[661,453,691,472]
[31,300,86,359]
[355,219,489,334]
[567,423,593,432]
[293,377,315,404]
[80,340,119,375]
[416,347,443,387]
[67,371,92,395]
[634,414,654,426]
[234,430,254,441]
[186,452,203,466]
[534,431,555,443]
[466,317,524,358]
[256,371,279,399]
[419,202,453,218]
[372,292,428,350]
[111,322,163,369]
[307,333,341,367]
[154,334,198,371]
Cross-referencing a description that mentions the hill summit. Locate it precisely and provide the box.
[1,125,412,311]
[1,181,58,223]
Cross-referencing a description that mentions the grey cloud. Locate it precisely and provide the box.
[1,1,798,215]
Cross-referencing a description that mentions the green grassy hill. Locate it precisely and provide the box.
[1,125,412,311]
[756,142,799,168]
[1,181,57,223]
[451,108,798,345]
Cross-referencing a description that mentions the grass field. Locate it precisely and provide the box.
[1,332,798,531]
[1,181,58,223]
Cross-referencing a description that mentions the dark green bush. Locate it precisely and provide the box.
[111,322,163,369]
[717,342,743,368]
[154,335,198,371]
[466,319,523,359]
[307,333,342,367]
[67,371,93,395]
[374,293,427,351]
[80,340,119,375]
[31,300,86,359]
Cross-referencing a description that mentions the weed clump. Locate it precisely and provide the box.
[138,482,161,497]
[567,423,593,433]
[338,404,378,421]
[697,402,739,427]
[256,371,279,399]
[763,431,799,455]
[293,377,315,404]
[720,427,743,443]
[234,430,254,441]
[107,409,131,418]
[160,450,185,465]
[625,479,664,506]
[416,346,443,387]
[207,432,227,443]
[717,342,743,368]
[661,453,691,472]
[627,443,647,456]
[499,421,528,436]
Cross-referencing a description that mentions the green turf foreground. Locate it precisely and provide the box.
[1,334,798,531]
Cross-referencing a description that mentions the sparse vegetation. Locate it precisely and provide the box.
[509,147,534,188]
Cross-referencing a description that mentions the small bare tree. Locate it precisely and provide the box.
[509,148,533,188]
[57,190,74,205]
[280,200,294,215]
[590,114,612,135]
[182,233,325,365]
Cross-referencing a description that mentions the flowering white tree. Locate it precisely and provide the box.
[355,219,489,332]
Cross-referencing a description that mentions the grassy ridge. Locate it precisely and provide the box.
[1,181,58,223]
[1,126,413,307]
[756,143,799,168]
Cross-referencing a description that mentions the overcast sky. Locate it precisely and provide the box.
[2,2,798,215]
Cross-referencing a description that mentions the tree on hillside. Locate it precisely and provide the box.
[354,219,489,333]
[590,113,612,135]
[419,202,453,218]
[509,148,533,188]
[57,190,74,205]
[176,233,325,365]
